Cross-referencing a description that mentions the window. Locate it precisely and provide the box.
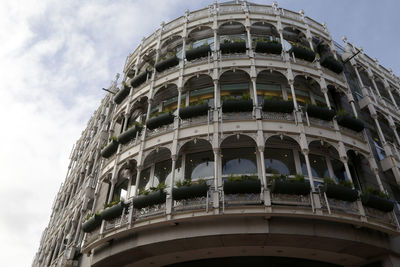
[264,148,296,175]
[222,147,257,175]
[139,168,151,190]
[300,153,329,178]
[113,179,128,202]
[185,151,214,180]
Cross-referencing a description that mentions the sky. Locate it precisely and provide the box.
[0,0,398,266]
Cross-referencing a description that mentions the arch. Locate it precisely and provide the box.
[221,134,258,176]
[140,147,172,190]
[265,135,301,175]
[187,25,213,43]
[256,70,290,102]
[151,83,179,114]
[218,21,246,35]
[250,21,278,36]
[293,75,325,106]
[183,74,214,107]
[128,96,148,126]
[282,26,309,49]
[312,36,332,56]
[160,35,183,60]
[178,138,214,181]
[374,78,391,100]
[346,149,376,190]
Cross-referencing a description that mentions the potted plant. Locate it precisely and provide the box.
[222,92,253,113]
[270,173,310,195]
[130,70,151,88]
[361,186,394,212]
[179,101,209,119]
[114,84,131,105]
[100,137,119,158]
[321,178,358,202]
[320,55,344,74]
[306,103,336,121]
[254,39,282,54]
[82,212,102,233]
[186,43,211,61]
[288,43,316,62]
[155,52,179,72]
[220,39,246,54]
[101,199,126,221]
[223,174,261,195]
[172,178,209,201]
[336,110,365,132]
[117,122,143,144]
[146,111,175,130]
[262,97,294,113]
[132,183,167,209]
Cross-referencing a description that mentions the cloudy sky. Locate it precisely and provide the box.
[0,0,398,266]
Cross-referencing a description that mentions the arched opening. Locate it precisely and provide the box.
[151,84,179,116]
[293,75,326,107]
[160,35,183,59]
[362,113,386,161]
[390,86,400,106]
[127,96,148,127]
[218,21,247,53]
[221,135,258,177]
[178,139,214,182]
[183,74,214,108]
[265,135,300,176]
[220,70,252,101]
[112,162,137,202]
[187,26,214,51]
[302,141,345,186]
[140,148,172,191]
[375,78,391,102]
[250,22,280,53]
[256,70,290,105]
[347,150,376,191]
[282,27,310,51]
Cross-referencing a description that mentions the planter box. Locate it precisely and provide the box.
[220,42,246,54]
[222,99,253,113]
[130,71,150,88]
[289,45,315,62]
[179,103,209,119]
[117,125,142,144]
[146,112,175,130]
[186,45,211,61]
[82,214,102,233]
[306,104,336,121]
[320,56,343,74]
[322,184,358,202]
[114,85,131,105]
[223,179,261,195]
[101,140,119,158]
[132,190,167,209]
[271,180,310,195]
[255,41,282,54]
[262,99,294,113]
[155,55,179,72]
[361,193,394,212]
[336,114,364,132]
[101,202,125,221]
[172,183,209,201]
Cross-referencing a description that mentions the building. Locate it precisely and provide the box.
[33,1,400,266]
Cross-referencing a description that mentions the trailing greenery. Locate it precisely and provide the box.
[139,183,167,196]
[291,42,312,51]
[270,173,304,182]
[175,178,206,188]
[323,177,353,188]
[222,92,251,101]
[150,109,173,118]
[227,174,258,182]
[336,109,350,117]
[365,186,389,199]
[109,136,118,142]
[127,121,143,129]
[103,198,121,209]
[85,211,100,221]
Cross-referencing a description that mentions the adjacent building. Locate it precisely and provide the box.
[33,1,400,266]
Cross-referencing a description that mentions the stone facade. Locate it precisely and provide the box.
[33,1,400,267]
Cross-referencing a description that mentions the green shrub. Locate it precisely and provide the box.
[365,186,389,199]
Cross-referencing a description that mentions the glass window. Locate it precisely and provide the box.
[154,159,172,186]
[189,87,214,108]
[222,147,257,175]
[139,168,151,190]
[295,87,311,106]
[220,83,249,99]
[300,153,329,178]
[256,83,283,99]
[264,148,296,175]
[113,179,128,201]
[330,158,346,181]
[185,151,214,180]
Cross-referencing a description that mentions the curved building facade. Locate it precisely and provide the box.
[33,1,400,267]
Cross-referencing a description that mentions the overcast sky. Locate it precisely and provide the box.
[0,0,399,266]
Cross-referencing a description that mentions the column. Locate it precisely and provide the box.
[302,150,315,191]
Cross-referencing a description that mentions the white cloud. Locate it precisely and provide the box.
[0,0,398,266]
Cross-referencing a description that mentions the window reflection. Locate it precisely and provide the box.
[264,148,295,175]
[185,151,214,179]
[300,153,329,178]
[139,168,151,190]
[222,147,257,175]
[154,159,172,186]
